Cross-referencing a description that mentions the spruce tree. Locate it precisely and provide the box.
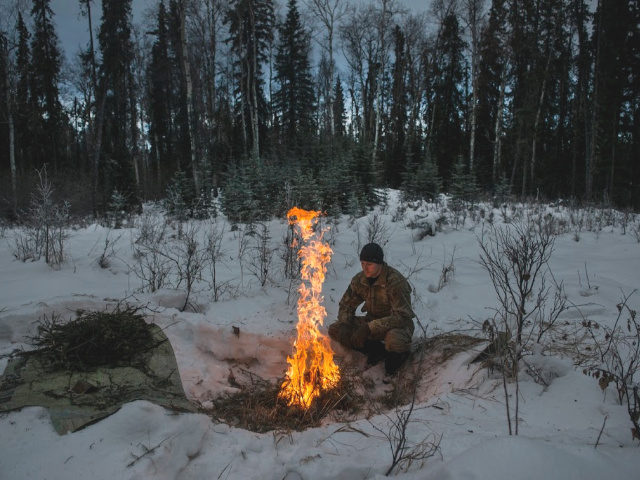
[429,12,466,187]
[449,156,479,206]
[567,0,591,199]
[15,13,31,174]
[627,0,640,207]
[589,0,634,203]
[98,0,139,211]
[148,1,175,191]
[273,0,315,155]
[401,154,442,203]
[332,76,346,138]
[224,0,274,160]
[476,0,509,191]
[387,25,408,188]
[0,31,15,215]
[30,0,63,172]
[535,0,573,199]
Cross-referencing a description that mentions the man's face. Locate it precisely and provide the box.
[361,261,382,279]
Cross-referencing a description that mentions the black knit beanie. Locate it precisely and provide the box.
[359,243,384,264]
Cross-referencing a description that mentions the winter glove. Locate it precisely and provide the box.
[350,319,370,349]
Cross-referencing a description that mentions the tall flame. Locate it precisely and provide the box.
[278,207,340,409]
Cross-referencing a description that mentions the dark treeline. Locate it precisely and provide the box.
[0,0,639,221]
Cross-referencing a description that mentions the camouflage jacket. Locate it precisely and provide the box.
[337,263,415,337]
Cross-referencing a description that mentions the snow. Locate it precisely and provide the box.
[1,193,639,479]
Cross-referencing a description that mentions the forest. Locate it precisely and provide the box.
[0,0,639,222]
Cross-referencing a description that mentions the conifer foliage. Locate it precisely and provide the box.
[273,0,315,155]
[0,0,639,219]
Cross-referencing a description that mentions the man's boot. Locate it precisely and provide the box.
[362,340,386,366]
[384,351,409,375]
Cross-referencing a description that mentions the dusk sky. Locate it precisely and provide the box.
[51,0,430,62]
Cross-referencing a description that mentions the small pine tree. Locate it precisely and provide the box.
[164,171,195,221]
[349,143,380,209]
[221,165,257,224]
[318,154,351,213]
[401,154,442,202]
[273,0,315,152]
[108,190,128,228]
[449,157,479,205]
[493,173,511,205]
[289,168,321,212]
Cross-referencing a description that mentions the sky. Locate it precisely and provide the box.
[51,0,156,61]
[50,0,429,63]
[1,192,639,478]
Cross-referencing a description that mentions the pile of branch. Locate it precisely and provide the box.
[28,305,156,371]
[206,367,364,433]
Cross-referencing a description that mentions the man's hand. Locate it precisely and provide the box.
[351,319,370,349]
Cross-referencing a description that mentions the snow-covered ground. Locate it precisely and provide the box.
[1,192,639,479]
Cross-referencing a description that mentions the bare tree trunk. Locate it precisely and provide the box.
[426,103,437,160]
[178,0,200,191]
[250,57,260,161]
[8,111,16,213]
[240,64,249,158]
[493,72,506,185]
[464,0,484,172]
[92,90,107,214]
[530,53,551,195]
[1,35,17,215]
[511,138,522,196]
[372,76,381,170]
[371,0,393,174]
[349,84,360,138]
[268,35,274,146]
[206,0,218,120]
[587,0,603,201]
[249,4,260,161]
[328,31,335,138]
[520,138,527,198]
[82,0,101,217]
[469,75,478,171]
[206,0,219,184]
[232,32,248,159]
[129,77,141,190]
[609,111,618,200]
[515,363,520,435]
[154,131,162,187]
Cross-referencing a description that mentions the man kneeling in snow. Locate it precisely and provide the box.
[328,243,415,376]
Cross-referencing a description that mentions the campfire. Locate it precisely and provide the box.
[278,207,340,409]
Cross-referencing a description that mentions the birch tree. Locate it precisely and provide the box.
[174,0,200,191]
[225,0,274,161]
[305,0,346,140]
[462,0,485,172]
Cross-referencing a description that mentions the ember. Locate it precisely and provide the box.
[278,207,340,409]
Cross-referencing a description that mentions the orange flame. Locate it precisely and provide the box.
[278,207,340,409]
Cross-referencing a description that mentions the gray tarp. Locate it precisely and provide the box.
[0,324,196,435]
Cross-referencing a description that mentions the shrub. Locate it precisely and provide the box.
[12,167,70,267]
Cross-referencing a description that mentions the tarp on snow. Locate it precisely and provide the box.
[0,324,195,434]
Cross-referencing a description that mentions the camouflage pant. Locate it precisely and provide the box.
[327,318,413,353]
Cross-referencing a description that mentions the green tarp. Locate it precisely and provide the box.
[0,324,196,435]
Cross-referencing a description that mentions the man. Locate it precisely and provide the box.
[328,242,415,375]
